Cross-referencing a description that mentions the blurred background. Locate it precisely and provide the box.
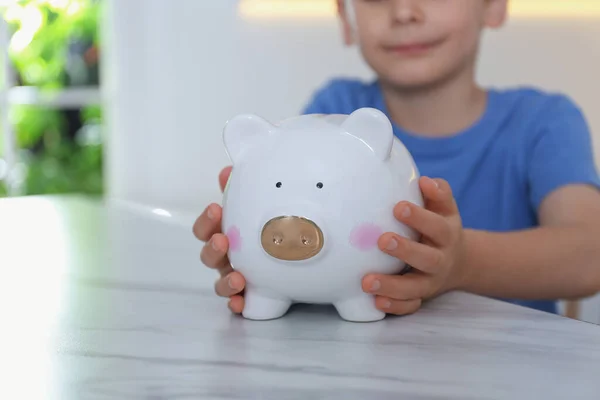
[0,0,599,320]
[0,0,100,198]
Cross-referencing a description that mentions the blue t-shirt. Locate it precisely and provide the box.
[302,78,600,314]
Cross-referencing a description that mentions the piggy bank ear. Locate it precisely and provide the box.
[341,108,393,160]
[223,114,276,163]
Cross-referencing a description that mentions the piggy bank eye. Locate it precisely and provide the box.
[276,182,282,188]
[316,182,323,189]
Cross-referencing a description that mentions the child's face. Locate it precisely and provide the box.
[339,0,507,89]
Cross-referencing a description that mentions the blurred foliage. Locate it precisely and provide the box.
[11,106,64,148]
[5,0,100,87]
[20,105,103,195]
[1,0,102,197]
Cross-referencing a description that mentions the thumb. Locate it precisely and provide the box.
[219,166,233,193]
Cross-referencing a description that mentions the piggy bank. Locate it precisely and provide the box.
[221,107,423,322]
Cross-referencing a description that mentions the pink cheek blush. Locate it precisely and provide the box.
[226,226,242,252]
[349,223,383,251]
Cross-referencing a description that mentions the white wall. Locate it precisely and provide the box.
[101,0,372,214]
[101,1,600,323]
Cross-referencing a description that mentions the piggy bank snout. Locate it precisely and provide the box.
[261,216,324,261]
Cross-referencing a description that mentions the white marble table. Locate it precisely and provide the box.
[1,195,600,400]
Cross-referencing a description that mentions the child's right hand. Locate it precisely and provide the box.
[192,166,246,314]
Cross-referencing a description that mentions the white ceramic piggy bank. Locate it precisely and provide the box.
[221,107,423,322]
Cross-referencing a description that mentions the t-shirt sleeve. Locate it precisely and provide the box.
[300,78,365,115]
[528,95,600,211]
[302,82,334,114]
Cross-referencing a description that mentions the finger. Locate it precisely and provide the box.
[193,203,223,241]
[394,201,452,245]
[219,166,233,192]
[200,233,231,272]
[375,296,422,315]
[378,233,446,275]
[215,271,246,297]
[419,177,459,216]
[228,295,245,314]
[363,271,434,300]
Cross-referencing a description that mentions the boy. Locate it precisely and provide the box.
[193,0,600,316]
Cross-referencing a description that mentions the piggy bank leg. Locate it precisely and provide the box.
[334,294,385,322]
[242,289,292,321]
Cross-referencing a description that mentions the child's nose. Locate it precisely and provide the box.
[391,0,424,24]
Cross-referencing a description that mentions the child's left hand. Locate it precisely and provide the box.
[362,176,468,316]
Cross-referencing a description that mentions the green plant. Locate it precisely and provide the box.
[1,0,102,197]
[6,0,100,88]
[20,105,103,195]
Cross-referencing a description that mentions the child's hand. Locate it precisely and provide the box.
[362,177,468,316]
[193,166,247,314]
